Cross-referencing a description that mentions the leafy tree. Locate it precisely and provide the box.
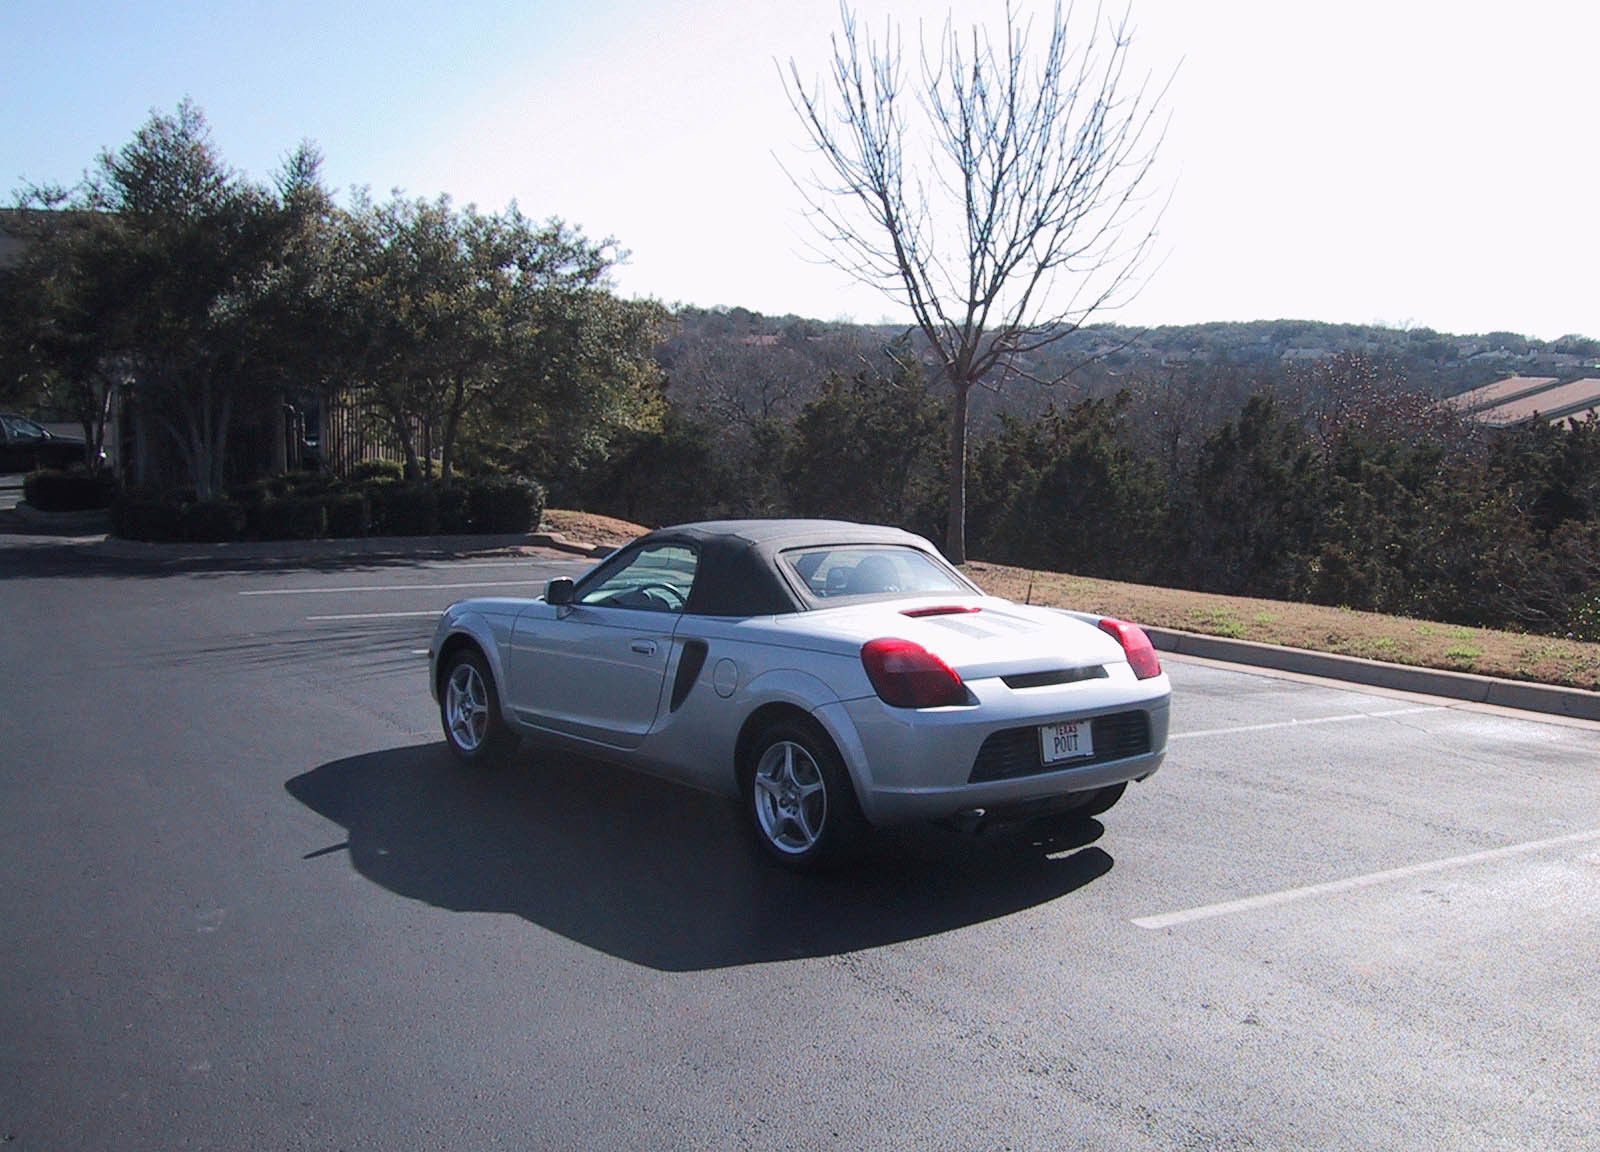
[491,273,669,484]
[785,2,1170,561]
[782,346,947,535]
[342,194,664,483]
[258,144,345,475]
[966,411,1055,560]
[342,194,504,480]
[977,394,1164,581]
[565,404,739,526]
[1181,393,1319,597]
[0,208,127,468]
[16,101,331,497]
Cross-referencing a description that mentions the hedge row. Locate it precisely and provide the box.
[22,469,118,512]
[108,474,545,543]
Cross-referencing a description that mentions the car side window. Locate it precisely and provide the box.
[578,544,697,613]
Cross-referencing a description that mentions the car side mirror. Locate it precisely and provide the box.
[545,577,575,607]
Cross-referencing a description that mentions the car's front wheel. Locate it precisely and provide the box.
[440,648,518,765]
[744,719,864,870]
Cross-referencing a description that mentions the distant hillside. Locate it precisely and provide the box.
[662,307,1600,427]
[1018,320,1600,398]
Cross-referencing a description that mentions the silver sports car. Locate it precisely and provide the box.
[429,520,1170,868]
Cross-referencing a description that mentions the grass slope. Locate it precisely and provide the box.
[967,562,1600,693]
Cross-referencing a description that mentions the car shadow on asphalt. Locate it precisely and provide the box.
[286,743,1114,972]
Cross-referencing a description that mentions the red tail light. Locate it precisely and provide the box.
[1097,618,1162,680]
[861,638,968,708]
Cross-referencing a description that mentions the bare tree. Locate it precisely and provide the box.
[784,1,1169,561]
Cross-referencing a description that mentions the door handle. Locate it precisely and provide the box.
[630,639,658,655]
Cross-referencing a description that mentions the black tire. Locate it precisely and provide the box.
[439,648,519,766]
[742,718,866,870]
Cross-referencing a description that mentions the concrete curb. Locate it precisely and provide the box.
[80,528,615,563]
[1145,625,1600,723]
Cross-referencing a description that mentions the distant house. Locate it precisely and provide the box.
[1450,375,1600,427]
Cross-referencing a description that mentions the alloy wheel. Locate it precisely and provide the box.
[752,739,828,855]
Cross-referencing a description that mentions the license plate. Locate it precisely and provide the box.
[1040,720,1094,764]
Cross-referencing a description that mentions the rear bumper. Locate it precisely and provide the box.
[815,672,1171,826]
[860,748,1165,825]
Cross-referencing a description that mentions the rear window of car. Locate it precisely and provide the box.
[780,545,975,602]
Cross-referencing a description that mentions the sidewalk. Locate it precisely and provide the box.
[8,499,614,561]
[9,501,1599,724]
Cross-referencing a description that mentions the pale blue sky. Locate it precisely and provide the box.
[4,1,1596,339]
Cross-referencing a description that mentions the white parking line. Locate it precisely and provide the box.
[306,610,442,621]
[1170,706,1440,741]
[242,580,545,596]
[1133,826,1600,930]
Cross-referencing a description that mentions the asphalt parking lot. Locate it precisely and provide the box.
[3,542,1599,1150]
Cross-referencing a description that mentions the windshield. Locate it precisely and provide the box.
[2,416,46,440]
[780,544,976,603]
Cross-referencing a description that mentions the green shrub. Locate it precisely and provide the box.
[366,483,438,536]
[23,469,116,512]
[228,480,272,506]
[347,459,406,483]
[111,492,183,541]
[227,482,272,536]
[257,496,327,540]
[1568,591,1600,644]
[322,491,369,538]
[464,475,545,533]
[180,498,247,542]
[438,484,471,534]
[280,469,335,496]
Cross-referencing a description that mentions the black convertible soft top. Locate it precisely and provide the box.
[601,519,950,618]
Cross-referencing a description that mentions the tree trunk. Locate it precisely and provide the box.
[270,391,288,477]
[440,378,467,482]
[944,379,970,563]
[131,398,149,489]
[208,392,232,498]
[194,380,216,500]
[386,403,420,480]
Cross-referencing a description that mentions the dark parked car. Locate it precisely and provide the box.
[0,414,97,473]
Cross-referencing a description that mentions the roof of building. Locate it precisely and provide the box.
[1473,377,1600,426]
[1446,376,1559,414]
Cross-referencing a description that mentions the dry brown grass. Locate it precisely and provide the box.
[966,562,1600,692]
[534,511,1600,692]
[541,508,650,548]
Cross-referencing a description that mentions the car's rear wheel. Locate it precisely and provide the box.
[744,719,864,870]
[440,648,518,765]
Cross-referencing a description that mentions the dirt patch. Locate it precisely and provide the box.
[541,509,648,547]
